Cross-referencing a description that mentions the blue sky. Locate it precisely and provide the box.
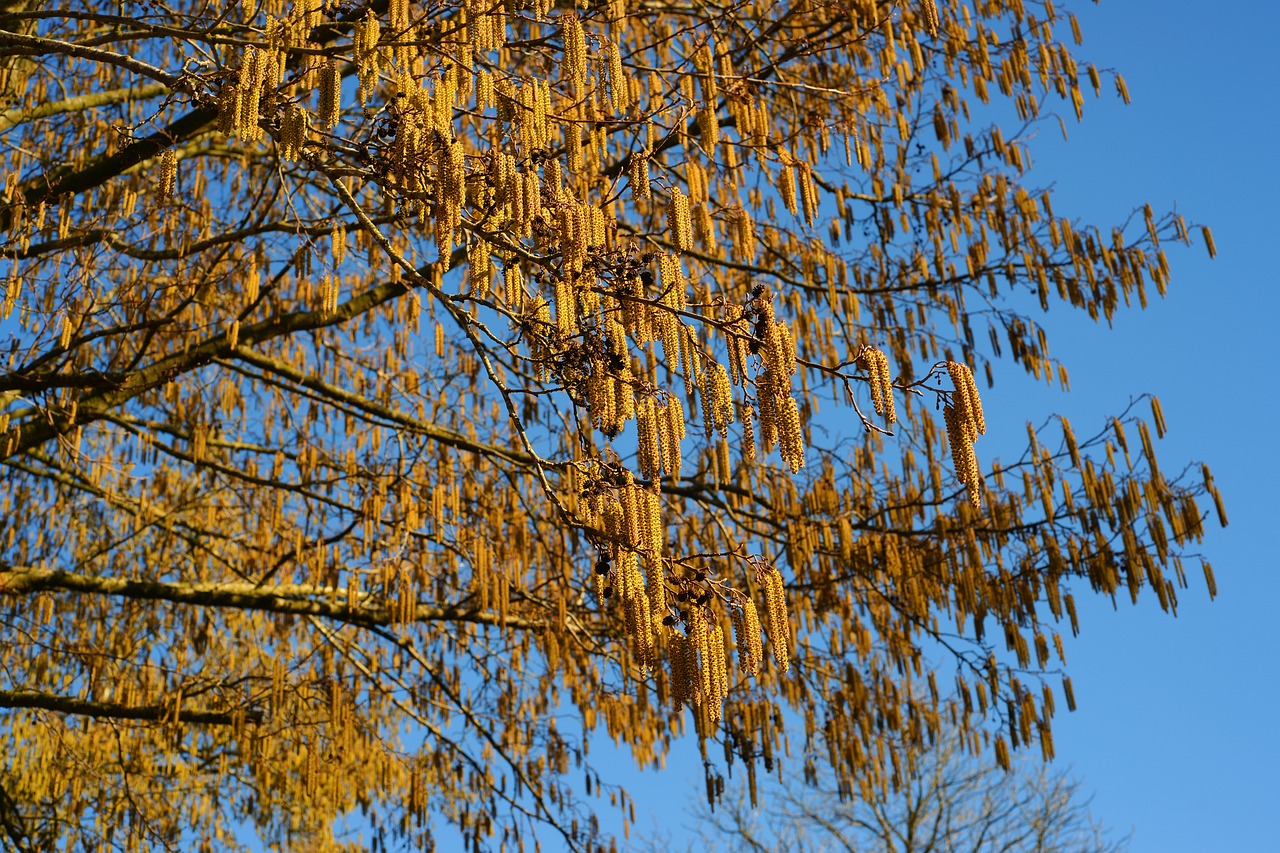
[998,1,1280,848]
[620,2,1280,850]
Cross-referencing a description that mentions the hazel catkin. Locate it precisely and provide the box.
[761,567,790,671]
[731,598,763,677]
[667,189,693,252]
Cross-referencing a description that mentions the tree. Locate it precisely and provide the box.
[679,726,1128,853]
[0,0,1223,850]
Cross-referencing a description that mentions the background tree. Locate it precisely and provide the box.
[0,0,1222,850]
[675,724,1128,853]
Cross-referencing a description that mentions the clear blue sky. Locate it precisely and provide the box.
[617,2,1280,850]
[997,1,1280,849]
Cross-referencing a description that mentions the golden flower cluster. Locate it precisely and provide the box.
[561,14,587,100]
[685,158,709,205]
[761,567,791,671]
[667,189,693,252]
[658,253,688,312]
[636,396,662,482]
[738,400,757,461]
[515,79,554,151]
[728,207,757,262]
[278,102,308,161]
[748,290,805,472]
[921,0,941,37]
[604,38,629,113]
[330,224,346,269]
[693,44,717,102]
[700,361,734,439]
[944,360,986,507]
[353,11,380,103]
[556,198,608,277]
[698,108,720,159]
[776,160,797,217]
[668,631,698,711]
[1202,225,1217,259]
[321,274,339,314]
[434,141,466,261]
[675,611,728,724]
[703,620,729,719]
[318,58,341,130]
[795,161,819,227]
[730,598,763,677]
[218,44,283,140]
[502,262,525,309]
[470,3,507,54]
[658,396,685,478]
[157,149,177,198]
[627,150,651,201]
[468,241,492,297]
[589,475,666,670]
[585,353,635,435]
[862,346,896,423]
[489,150,519,214]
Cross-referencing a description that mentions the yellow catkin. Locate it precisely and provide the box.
[698,107,719,158]
[245,266,260,305]
[693,43,717,102]
[1201,226,1217,259]
[921,0,941,36]
[157,149,177,198]
[605,38,628,113]
[668,189,693,252]
[330,224,346,268]
[561,14,587,99]
[279,102,308,160]
[731,598,763,677]
[776,160,798,216]
[777,392,804,473]
[1151,395,1167,438]
[700,361,734,438]
[761,568,790,671]
[944,403,982,508]
[503,262,524,309]
[708,621,728,705]
[878,358,897,423]
[766,319,796,380]
[236,46,264,140]
[319,58,342,129]
[637,397,661,482]
[669,631,696,711]
[645,488,663,557]
[995,735,1011,771]
[796,162,817,226]
[354,10,380,71]
[714,436,731,482]
[864,347,896,423]
[947,360,985,440]
[628,150,651,200]
[739,400,757,461]
[690,615,720,720]
[661,398,684,478]
[322,274,339,313]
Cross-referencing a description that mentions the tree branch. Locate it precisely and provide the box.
[0,689,261,727]
[0,565,552,632]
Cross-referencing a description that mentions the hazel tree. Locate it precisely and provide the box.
[0,0,1223,850]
